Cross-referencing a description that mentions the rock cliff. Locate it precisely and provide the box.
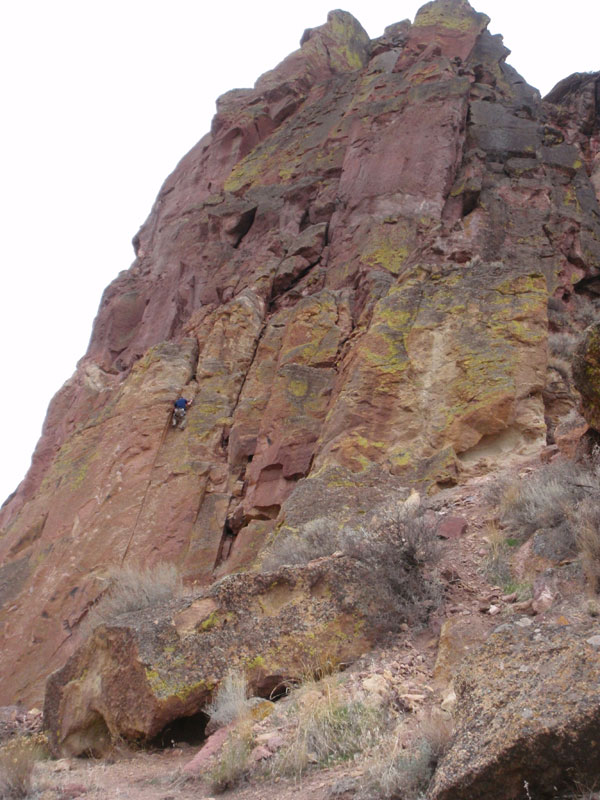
[1,0,599,709]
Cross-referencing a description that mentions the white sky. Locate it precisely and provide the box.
[0,0,598,505]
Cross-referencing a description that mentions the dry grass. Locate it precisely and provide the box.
[207,718,253,794]
[357,713,452,800]
[206,670,250,727]
[270,674,384,779]
[84,563,182,633]
[0,737,45,799]
[359,733,433,800]
[548,332,579,360]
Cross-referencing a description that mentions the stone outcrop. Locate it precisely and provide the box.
[573,322,600,430]
[44,555,391,756]
[1,1,600,706]
[430,622,600,800]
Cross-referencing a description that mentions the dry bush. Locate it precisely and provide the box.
[358,734,434,800]
[358,713,452,800]
[548,332,579,360]
[482,472,515,509]
[84,563,182,632]
[262,517,338,570]
[490,453,600,594]
[549,355,573,383]
[206,670,250,727]
[270,674,384,779]
[483,522,520,587]
[0,737,44,799]
[207,718,253,794]
[264,506,441,627]
[498,460,591,542]
[343,509,441,626]
[572,295,600,328]
[419,712,453,765]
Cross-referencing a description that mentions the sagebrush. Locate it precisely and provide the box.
[0,737,45,799]
[488,450,600,593]
[84,563,182,632]
[263,504,441,626]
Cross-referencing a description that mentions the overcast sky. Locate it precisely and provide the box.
[0,0,598,505]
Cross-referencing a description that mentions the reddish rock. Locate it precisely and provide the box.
[1,3,600,708]
[437,516,468,540]
[44,556,395,757]
[183,725,231,775]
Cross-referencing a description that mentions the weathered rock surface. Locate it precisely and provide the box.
[573,322,600,430]
[44,555,392,756]
[1,1,600,706]
[429,622,600,800]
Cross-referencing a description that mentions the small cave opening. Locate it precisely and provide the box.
[151,710,209,748]
[574,276,600,298]
[231,206,257,249]
[461,189,480,218]
[254,674,289,701]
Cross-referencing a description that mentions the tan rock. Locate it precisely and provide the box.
[433,617,490,688]
[44,556,396,756]
[430,622,600,800]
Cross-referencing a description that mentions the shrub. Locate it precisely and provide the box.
[548,355,573,383]
[549,332,579,360]
[262,517,338,570]
[498,460,590,541]
[0,737,44,799]
[419,712,453,765]
[84,563,182,632]
[264,505,441,627]
[270,674,384,779]
[572,295,600,328]
[343,508,441,626]
[489,454,600,594]
[206,670,250,727]
[359,734,434,800]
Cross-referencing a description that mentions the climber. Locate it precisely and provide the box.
[172,396,192,429]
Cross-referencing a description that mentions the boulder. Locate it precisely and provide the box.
[44,556,394,757]
[573,323,600,432]
[430,622,600,799]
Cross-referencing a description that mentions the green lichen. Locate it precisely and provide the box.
[414,3,489,32]
[145,668,210,702]
[288,377,309,398]
[200,611,219,631]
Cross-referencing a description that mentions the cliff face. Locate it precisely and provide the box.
[1,0,599,705]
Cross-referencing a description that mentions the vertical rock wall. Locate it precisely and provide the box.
[1,0,599,704]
